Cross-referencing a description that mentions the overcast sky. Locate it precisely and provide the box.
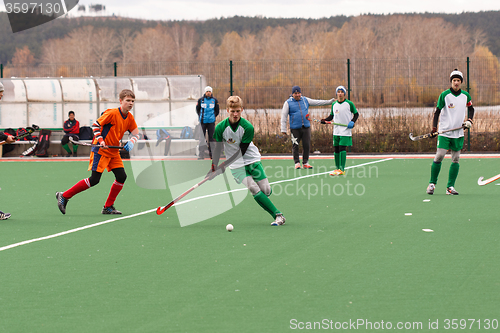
[73,0,499,21]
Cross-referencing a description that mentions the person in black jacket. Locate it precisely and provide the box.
[196,86,219,159]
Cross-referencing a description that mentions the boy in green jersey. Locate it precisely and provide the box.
[207,96,285,226]
[426,69,474,195]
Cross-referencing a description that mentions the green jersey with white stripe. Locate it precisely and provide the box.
[436,89,472,139]
[214,117,261,169]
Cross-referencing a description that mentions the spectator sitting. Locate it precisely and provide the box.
[61,111,80,157]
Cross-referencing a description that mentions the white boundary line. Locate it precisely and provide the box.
[0,158,393,252]
[175,157,394,206]
[0,210,155,252]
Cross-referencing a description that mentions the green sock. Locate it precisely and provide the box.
[447,162,460,188]
[340,150,347,171]
[429,161,442,184]
[62,144,71,154]
[253,191,280,219]
[73,145,78,153]
[334,152,340,170]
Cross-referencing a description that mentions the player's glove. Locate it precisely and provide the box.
[347,121,355,129]
[124,141,134,152]
[462,119,473,129]
[320,119,327,124]
[430,127,438,137]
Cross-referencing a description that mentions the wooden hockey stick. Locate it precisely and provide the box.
[0,125,39,145]
[477,173,500,186]
[69,136,124,149]
[409,126,464,141]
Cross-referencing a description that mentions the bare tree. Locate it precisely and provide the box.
[66,26,96,63]
[171,24,197,62]
[196,39,217,62]
[93,28,119,68]
[41,38,64,63]
[472,29,488,49]
[217,31,244,60]
[131,26,175,63]
[116,28,136,65]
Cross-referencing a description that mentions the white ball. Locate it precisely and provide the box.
[226,224,234,232]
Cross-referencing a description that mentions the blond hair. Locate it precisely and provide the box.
[226,95,243,109]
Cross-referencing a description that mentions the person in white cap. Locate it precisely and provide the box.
[196,86,220,159]
[320,85,359,176]
[0,81,16,220]
[426,69,474,195]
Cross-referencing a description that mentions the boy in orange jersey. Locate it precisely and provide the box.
[56,89,140,215]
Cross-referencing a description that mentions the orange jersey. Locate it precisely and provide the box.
[92,108,138,158]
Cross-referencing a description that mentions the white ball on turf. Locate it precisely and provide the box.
[226,224,234,232]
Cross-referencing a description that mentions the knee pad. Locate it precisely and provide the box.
[243,176,260,196]
[434,148,447,163]
[257,178,271,196]
[451,150,460,164]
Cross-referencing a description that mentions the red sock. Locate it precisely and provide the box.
[63,178,91,199]
[105,181,124,207]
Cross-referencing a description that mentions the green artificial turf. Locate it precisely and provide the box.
[0,157,499,332]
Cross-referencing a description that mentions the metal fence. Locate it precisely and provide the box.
[2,57,499,108]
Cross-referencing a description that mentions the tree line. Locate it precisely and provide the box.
[1,11,500,66]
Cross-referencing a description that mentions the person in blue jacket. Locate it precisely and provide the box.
[280,86,335,169]
[196,86,220,159]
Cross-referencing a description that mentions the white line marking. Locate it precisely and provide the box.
[0,158,393,252]
[0,210,155,252]
[175,158,394,206]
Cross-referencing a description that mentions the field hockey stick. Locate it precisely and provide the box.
[409,126,464,141]
[477,173,500,186]
[156,175,212,215]
[69,136,124,149]
[305,114,348,127]
[0,125,39,145]
[156,158,231,215]
[310,118,348,127]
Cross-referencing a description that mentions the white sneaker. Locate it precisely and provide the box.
[426,183,435,195]
[446,186,459,195]
[271,213,286,226]
[0,211,11,220]
[295,163,301,169]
